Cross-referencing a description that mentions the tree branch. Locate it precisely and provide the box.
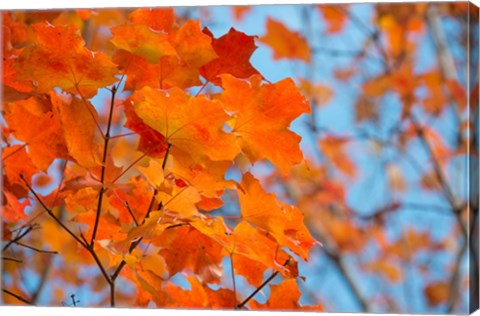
[445,223,467,313]
[2,257,23,263]
[409,114,459,210]
[125,201,139,227]
[109,143,172,304]
[2,288,34,305]
[324,249,370,312]
[230,255,237,308]
[91,85,117,246]
[425,3,462,142]
[19,174,114,306]
[19,174,87,249]
[235,258,291,309]
[14,241,58,254]
[31,263,52,304]
[3,225,35,251]
[110,153,146,185]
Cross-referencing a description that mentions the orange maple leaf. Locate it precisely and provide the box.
[238,172,317,260]
[50,92,103,168]
[318,135,357,178]
[2,189,30,222]
[123,97,169,158]
[169,146,236,198]
[111,24,177,64]
[200,27,261,86]
[317,5,349,34]
[220,74,310,174]
[3,96,68,170]
[259,18,311,62]
[128,8,175,32]
[15,22,118,98]
[249,279,323,311]
[131,86,240,162]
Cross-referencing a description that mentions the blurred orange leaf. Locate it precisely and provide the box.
[424,281,450,306]
[317,5,349,34]
[259,18,310,62]
[319,136,357,178]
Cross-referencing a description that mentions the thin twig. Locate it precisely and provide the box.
[409,114,459,209]
[110,283,115,307]
[446,239,467,312]
[91,85,117,246]
[110,153,146,185]
[2,288,33,305]
[25,160,68,226]
[108,132,136,140]
[20,173,113,307]
[3,225,35,251]
[86,246,113,287]
[230,255,237,308]
[14,241,58,255]
[195,81,209,97]
[109,143,172,303]
[302,6,318,133]
[334,5,391,73]
[71,294,79,307]
[19,174,87,249]
[2,257,23,263]
[2,143,27,161]
[324,247,370,312]
[31,263,52,304]
[125,201,139,227]
[75,85,105,138]
[236,258,291,309]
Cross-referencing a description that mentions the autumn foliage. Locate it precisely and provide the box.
[1,3,478,313]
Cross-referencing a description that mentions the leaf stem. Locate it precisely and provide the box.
[110,153,146,185]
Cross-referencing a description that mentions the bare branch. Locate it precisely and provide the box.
[109,143,172,305]
[14,241,58,254]
[3,225,35,251]
[91,85,117,246]
[2,257,23,263]
[2,288,33,305]
[236,258,291,309]
[125,201,139,227]
[409,114,459,210]
[19,174,87,249]
[324,249,370,312]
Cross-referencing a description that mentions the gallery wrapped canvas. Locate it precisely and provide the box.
[1,1,479,314]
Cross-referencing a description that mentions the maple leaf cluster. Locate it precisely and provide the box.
[1,8,321,310]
